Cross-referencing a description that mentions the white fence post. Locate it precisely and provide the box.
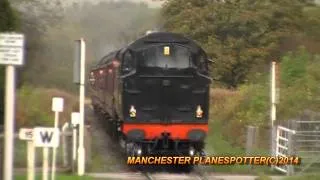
[51,97,64,180]
[71,112,80,172]
[62,122,69,167]
[27,141,35,180]
[42,147,49,180]
[19,128,35,180]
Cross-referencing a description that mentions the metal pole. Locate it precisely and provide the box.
[42,147,49,180]
[78,39,86,175]
[27,141,35,180]
[51,111,59,180]
[287,132,295,175]
[3,65,16,180]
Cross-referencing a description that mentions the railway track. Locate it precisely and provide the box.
[87,172,286,180]
[88,103,214,179]
[192,165,209,180]
[142,172,154,180]
[88,170,217,180]
[138,171,209,180]
[139,165,212,180]
[87,104,284,180]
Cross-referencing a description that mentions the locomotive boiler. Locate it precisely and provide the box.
[89,31,212,157]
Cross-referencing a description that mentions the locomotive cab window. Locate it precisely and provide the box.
[138,45,192,69]
[121,50,135,73]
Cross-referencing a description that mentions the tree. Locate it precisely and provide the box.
[0,0,20,124]
[10,0,64,87]
[162,0,314,88]
[7,0,160,92]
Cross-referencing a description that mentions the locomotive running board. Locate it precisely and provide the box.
[139,75,194,78]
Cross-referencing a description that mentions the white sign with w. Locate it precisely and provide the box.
[33,127,60,148]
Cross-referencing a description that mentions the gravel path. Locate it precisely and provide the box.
[86,104,131,172]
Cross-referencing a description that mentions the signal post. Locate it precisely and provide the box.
[74,39,86,175]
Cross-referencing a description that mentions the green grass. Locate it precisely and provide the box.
[12,139,67,167]
[204,120,279,175]
[14,174,94,180]
[283,173,320,180]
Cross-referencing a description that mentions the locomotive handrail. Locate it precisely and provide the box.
[138,75,194,78]
[196,72,213,82]
[120,70,137,79]
[124,89,141,94]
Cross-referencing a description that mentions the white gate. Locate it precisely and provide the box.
[273,125,296,175]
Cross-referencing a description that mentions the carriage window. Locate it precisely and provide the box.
[122,51,134,73]
[139,45,192,69]
[89,72,96,87]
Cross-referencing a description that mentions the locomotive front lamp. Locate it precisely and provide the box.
[129,105,136,118]
[189,147,195,156]
[196,105,203,118]
[137,148,142,156]
[164,46,170,56]
[99,69,104,75]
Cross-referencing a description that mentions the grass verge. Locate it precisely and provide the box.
[283,173,320,180]
[14,174,94,180]
[204,119,280,175]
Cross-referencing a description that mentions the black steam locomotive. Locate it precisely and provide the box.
[89,31,212,156]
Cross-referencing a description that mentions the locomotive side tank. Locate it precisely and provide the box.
[89,32,212,156]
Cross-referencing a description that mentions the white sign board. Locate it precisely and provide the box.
[34,127,60,148]
[19,128,34,141]
[71,112,80,125]
[52,97,64,112]
[0,33,24,65]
